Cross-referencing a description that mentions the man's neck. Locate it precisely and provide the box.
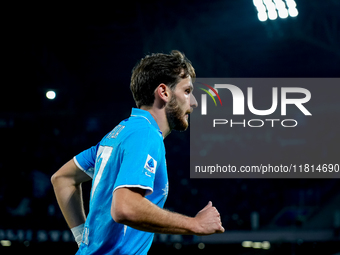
[140,106,171,138]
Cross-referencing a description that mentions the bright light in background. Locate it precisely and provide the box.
[258,12,268,21]
[242,241,253,248]
[253,0,298,21]
[288,6,298,17]
[46,91,56,100]
[253,0,268,21]
[0,240,11,247]
[262,241,271,249]
[285,0,298,17]
[198,243,205,249]
[242,241,271,250]
[278,8,289,19]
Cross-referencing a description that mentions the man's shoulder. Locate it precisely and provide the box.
[102,117,162,146]
[124,116,163,139]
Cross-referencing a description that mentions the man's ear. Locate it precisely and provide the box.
[155,83,171,104]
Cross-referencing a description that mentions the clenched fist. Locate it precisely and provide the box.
[192,201,225,235]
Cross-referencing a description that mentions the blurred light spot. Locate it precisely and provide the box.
[174,243,182,249]
[242,241,253,248]
[268,9,278,20]
[253,0,263,6]
[262,241,271,249]
[1,240,11,246]
[252,242,262,249]
[198,242,205,249]
[46,91,56,100]
[243,240,271,249]
[278,8,289,18]
[285,0,297,8]
[253,0,298,21]
[288,7,298,17]
[274,0,286,11]
[258,12,268,21]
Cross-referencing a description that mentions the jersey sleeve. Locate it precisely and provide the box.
[113,128,163,196]
[73,143,99,178]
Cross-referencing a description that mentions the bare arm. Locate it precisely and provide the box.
[51,159,92,228]
[111,187,224,235]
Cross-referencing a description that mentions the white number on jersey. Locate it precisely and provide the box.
[91,146,113,199]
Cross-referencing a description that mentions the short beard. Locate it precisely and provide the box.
[165,94,188,132]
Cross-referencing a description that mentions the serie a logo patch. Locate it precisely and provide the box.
[144,154,157,174]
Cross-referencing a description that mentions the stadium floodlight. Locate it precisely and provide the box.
[253,0,298,21]
[258,11,268,21]
[46,90,56,100]
[285,0,298,17]
[278,8,289,18]
[253,0,268,21]
[268,9,278,20]
[288,7,298,17]
[242,240,271,250]
[0,240,11,247]
[262,241,271,249]
[285,0,297,8]
[242,241,253,248]
[252,242,262,249]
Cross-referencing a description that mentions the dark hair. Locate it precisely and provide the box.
[130,50,195,108]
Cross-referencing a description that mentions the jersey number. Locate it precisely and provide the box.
[91,146,113,199]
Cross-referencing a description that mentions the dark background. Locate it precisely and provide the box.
[1,0,339,254]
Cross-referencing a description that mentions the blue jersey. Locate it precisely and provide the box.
[74,108,168,255]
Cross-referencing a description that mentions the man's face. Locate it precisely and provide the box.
[165,76,198,131]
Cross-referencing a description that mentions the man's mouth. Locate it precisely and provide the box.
[184,108,193,120]
[186,108,193,115]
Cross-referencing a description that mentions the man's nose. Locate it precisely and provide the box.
[190,93,198,108]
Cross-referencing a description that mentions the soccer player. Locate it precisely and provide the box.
[51,50,224,254]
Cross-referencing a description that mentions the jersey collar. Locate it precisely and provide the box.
[131,108,163,136]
